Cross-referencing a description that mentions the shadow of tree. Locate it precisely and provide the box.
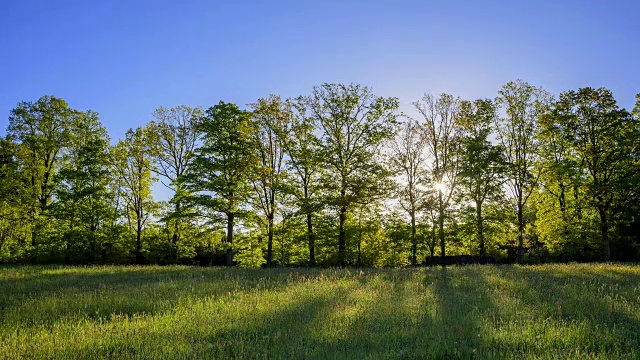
[499,265,640,356]
[306,270,435,359]
[2,265,640,359]
[428,266,497,359]
[54,277,355,359]
[0,266,297,326]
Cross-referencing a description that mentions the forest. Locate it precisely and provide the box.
[1,80,639,267]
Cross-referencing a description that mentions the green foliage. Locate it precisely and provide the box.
[183,102,253,217]
[7,96,79,251]
[113,127,157,264]
[543,88,640,260]
[457,99,506,255]
[275,96,324,266]
[389,119,429,264]
[146,105,202,247]
[308,83,399,266]
[0,137,31,262]
[1,85,640,266]
[248,95,288,267]
[234,233,266,269]
[495,80,552,263]
[413,93,465,260]
[51,111,114,263]
[181,101,256,266]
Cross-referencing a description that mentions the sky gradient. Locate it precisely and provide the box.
[1,0,638,142]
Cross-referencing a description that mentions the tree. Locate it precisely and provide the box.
[538,97,592,259]
[0,136,31,261]
[308,83,399,266]
[457,99,505,255]
[546,88,639,261]
[413,93,462,263]
[182,102,255,266]
[53,111,113,262]
[7,96,77,247]
[249,95,287,267]
[147,106,202,247]
[275,97,323,266]
[389,119,429,265]
[113,127,156,264]
[495,80,551,263]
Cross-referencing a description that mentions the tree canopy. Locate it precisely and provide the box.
[1,83,639,267]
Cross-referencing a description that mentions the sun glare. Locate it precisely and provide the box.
[434,182,447,193]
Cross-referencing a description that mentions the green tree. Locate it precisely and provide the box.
[113,127,156,264]
[389,119,429,265]
[546,88,639,260]
[0,136,31,261]
[457,99,506,256]
[495,80,551,263]
[249,95,288,267]
[7,96,77,247]
[182,102,255,266]
[52,111,113,262]
[147,106,202,248]
[275,97,323,266]
[413,93,462,263]
[308,83,399,266]
[538,97,593,259]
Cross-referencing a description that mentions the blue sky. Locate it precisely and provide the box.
[1,0,638,143]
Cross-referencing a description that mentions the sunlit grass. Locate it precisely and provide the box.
[1,264,639,359]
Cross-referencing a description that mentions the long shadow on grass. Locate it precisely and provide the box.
[478,266,640,358]
[61,270,439,359]
[0,266,299,327]
[301,268,502,359]
[8,266,638,359]
[428,266,503,359]
[501,266,640,356]
[303,270,435,359]
[51,269,476,359]
[54,277,354,359]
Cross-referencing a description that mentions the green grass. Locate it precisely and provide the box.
[1,264,639,359]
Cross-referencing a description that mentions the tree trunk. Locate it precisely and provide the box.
[438,192,445,266]
[338,206,347,267]
[476,201,485,256]
[89,219,96,263]
[575,187,588,245]
[172,201,181,245]
[30,208,37,247]
[135,217,143,264]
[357,212,363,267]
[266,214,274,267]
[559,183,568,235]
[598,208,610,261]
[430,223,436,264]
[30,160,37,249]
[226,212,234,266]
[357,239,362,267]
[410,210,417,265]
[40,168,51,213]
[307,212,315,266]
[517,202,524,264]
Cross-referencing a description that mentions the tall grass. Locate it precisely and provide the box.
[1,264,639,359]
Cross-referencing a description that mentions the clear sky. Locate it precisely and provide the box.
[1,0,638,142]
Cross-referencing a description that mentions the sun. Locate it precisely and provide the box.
[434,182,447,193]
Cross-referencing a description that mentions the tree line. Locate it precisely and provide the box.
[1,81,639,267]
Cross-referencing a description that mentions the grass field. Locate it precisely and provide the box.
[1,264,639,359]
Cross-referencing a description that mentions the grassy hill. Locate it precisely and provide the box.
[1,264,639,359]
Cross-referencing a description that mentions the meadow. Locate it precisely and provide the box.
[0,264,639,359]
